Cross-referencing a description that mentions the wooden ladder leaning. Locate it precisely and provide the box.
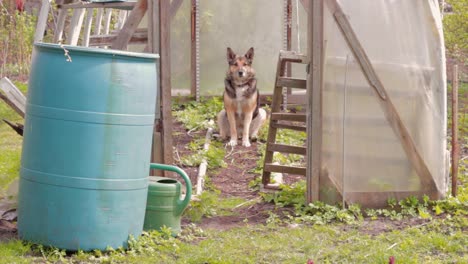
[262,50,308,187]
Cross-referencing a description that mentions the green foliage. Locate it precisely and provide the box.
[0,7,36,78]
[262,181,306,209]
[179,140,227,169]
[444,0,468,63]
[184,191,248,222]
[173,97,224,131]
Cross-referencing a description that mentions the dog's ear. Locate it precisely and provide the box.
[227,47,236,64]
[245,47,254,64]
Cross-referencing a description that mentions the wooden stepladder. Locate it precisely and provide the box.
[262,51,308,186]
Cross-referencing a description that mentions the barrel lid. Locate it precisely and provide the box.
[34,42,159,60]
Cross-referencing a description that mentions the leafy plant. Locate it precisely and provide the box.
[173,97,224,131]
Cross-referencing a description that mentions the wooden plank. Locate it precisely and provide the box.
[451,65,459,197]
[111,0,148,50]
[264,164,306,175]
[82,8,94,47]
[271,113,306,122]
[34,0,52,42]
[61,1,136,10]
[53,9,67,43]
[271,122,306,132]
[299,0,309,13]
[95,8,104,35]
[279,50,308,64]
[277,77,306,89]
[90,32,148,47]
[306,0,324,203]
[116,10,128,30]
[267,143,306,155]
[68,8,86,45]
[103,9,112,35]
[0,77,26,117]
[325,0,439,196]
[170,0,184,20]
[149,0,162,176]
[159,0,174,167]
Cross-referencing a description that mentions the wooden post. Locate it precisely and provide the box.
[68,9,86,45]
[451,64,459,197]
[159,0,174,167]
[284,0,292,108]
[34,0,51,43]
[53,9,67,43]
[325,0,439,196]
[306,0,323,203]
[82,8,94,47]
[148,0,163,176]
[190,0,199,101]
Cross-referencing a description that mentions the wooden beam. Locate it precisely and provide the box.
[277,77,306,89]
[306,0,324,202]
[53,8,67,43]
[34,0,51,43]
[170,0,184,20]
[299,0,309,13]
[160,0,174,166]
[82,8,94,47]
[306,0,323,203]
[149,0,162,176]
[90,32,148,47]
[0,77,26,117]
[111,0,148,50]
[271,122,306,132]
[68,9,86,45]
[271,113,306,122]
[103,9,112,35]
[94,8,104,35]
[264,164,306,175]
[267,143,306,155]
[325,0,439,196]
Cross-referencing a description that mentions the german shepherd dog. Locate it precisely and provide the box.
[217,47,267,147]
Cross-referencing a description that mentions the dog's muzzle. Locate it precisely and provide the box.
[238,71,245,77]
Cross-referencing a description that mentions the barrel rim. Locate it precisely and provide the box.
[34,42,160,60]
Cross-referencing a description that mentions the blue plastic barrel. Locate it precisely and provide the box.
[17,43,159,251]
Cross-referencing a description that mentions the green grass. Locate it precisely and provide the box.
[1,216,466,263]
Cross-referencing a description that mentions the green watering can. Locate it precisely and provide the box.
[144,163,192,236]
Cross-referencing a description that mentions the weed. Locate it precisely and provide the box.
[173,97,224,131]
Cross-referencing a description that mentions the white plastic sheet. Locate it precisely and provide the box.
[321,0,447,205]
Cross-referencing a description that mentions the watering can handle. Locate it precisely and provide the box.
[149,163,192,215]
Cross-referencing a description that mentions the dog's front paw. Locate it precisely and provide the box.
[242,140,251,147]
[228,139,238,147]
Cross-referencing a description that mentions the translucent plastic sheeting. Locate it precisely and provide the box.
[168,0,284,95]
[321,0,447,205]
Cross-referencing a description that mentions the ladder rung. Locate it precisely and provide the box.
[277,77,306,89]
[271,123,306,132]
[271,113,306,122]
[279,51,308,64]
[267,143,306,155]
[264,164,306,175]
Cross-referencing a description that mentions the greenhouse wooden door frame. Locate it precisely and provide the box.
[306,0,441,204]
